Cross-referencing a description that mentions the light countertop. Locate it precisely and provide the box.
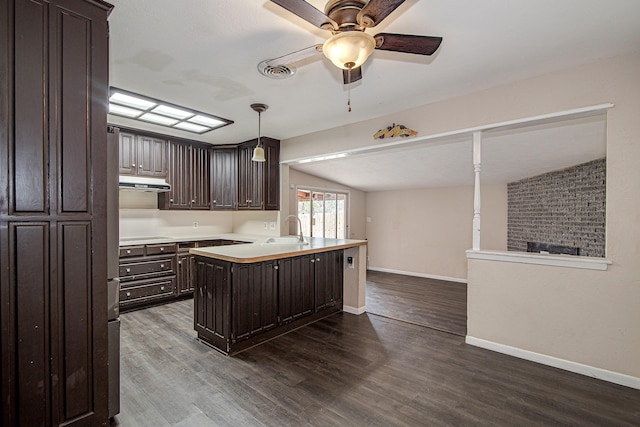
[189,236,367,263]
[118,233,258,247]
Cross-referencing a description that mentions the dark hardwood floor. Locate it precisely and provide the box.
[111,299,639,426]
[366,270,467,336]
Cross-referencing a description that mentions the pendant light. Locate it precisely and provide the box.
[251,103,268,162]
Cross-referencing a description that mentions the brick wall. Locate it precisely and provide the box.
[507,158,606,257]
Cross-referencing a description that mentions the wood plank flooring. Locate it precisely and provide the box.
[366,270,467,336]
[111,299,639,426]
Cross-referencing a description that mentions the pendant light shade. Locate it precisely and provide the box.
[251,145,265,162]
[251,103,268,162]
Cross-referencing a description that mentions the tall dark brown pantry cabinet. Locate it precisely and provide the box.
[0,0,113,425]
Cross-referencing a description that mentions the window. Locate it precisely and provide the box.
[297,188,348,239]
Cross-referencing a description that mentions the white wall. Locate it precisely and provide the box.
[280,51,640,381]
[366,185,507,281]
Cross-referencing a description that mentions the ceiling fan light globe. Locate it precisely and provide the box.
[322,31,375,70]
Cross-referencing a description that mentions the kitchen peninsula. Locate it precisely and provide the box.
[189,236,367,355]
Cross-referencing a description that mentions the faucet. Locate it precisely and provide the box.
[285,215,304,242]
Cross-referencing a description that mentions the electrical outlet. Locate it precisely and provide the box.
[192,221,199,229]
[263,222,268,229]
[269,222,276,230]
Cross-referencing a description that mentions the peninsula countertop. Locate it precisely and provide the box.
[189,236,367,263]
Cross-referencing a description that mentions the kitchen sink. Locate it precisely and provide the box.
[262,236,308,245]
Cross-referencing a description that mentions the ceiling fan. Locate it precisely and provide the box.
[264,0,443,84]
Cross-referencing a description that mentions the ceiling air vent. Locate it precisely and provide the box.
[258,60,296,79]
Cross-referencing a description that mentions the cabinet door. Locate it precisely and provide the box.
[118,131,137,175]
[137,135,167,177]
[194,257,231,351]
[190,145,211,209]
[1,0,111,424]
[233,261,278,342]
[263,138,280,210]
[237,140,263,210]
[211,147,237,210]
[315,250,344,311]
[278,255,314,324]
[165,141,190,209]
[176,253,193,294]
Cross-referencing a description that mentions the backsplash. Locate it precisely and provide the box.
[118,191,281,240]
[507,158,606,257]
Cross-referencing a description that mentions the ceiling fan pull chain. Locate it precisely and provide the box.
[347,68,352,112]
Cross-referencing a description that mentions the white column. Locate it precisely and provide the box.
[472,131,482,251]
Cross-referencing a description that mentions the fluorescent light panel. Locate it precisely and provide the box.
[152,105,193,119]
[108,87,233,134]
[139,113,179,126]
[173,122,209,133]
[109,103,142,118]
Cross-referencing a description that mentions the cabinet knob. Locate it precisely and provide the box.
[125,268,131,273]
[160,286,165,291]
[126,249,131,254]
[316,258,320,262]
[311,259,315,263]
[192,200,196,203]
[126,291,131,297]
[274,265,279,270]
[139,165,142,168]
[132,163,136,167]
[178,260,182,265]
[160,264,165,268]
[213,200,217,204]
[170,199,174,203]
[160,247,164,252]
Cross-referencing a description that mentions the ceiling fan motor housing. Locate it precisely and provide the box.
[324,0,368,30]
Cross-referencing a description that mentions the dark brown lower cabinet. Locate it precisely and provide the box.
[193,250,344,355]
[232,261,278,342]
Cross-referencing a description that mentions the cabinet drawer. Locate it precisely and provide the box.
[120,276,176,306]
[119,245,145,258]
[146,243,177,255]
[119,257,175,279]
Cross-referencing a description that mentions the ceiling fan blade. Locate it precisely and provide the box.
[265,45,323,67]
[343,66,362,84]
[374,33,443,55]
[270,0,337,30]
[357,0,406,27]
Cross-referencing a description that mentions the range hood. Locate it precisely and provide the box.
[118,175,171,192]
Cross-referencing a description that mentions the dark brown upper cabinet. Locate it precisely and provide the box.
[118,131,167,177]
[1,0,112,424]
[237,137,280,211]
[160,140,211,210]
[211,146,238,210]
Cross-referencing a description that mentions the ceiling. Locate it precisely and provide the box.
[107,0,640,191]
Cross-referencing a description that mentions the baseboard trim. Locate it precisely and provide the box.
[343,305,366,315]
[466,336,640,390]
[367,266,467,284]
